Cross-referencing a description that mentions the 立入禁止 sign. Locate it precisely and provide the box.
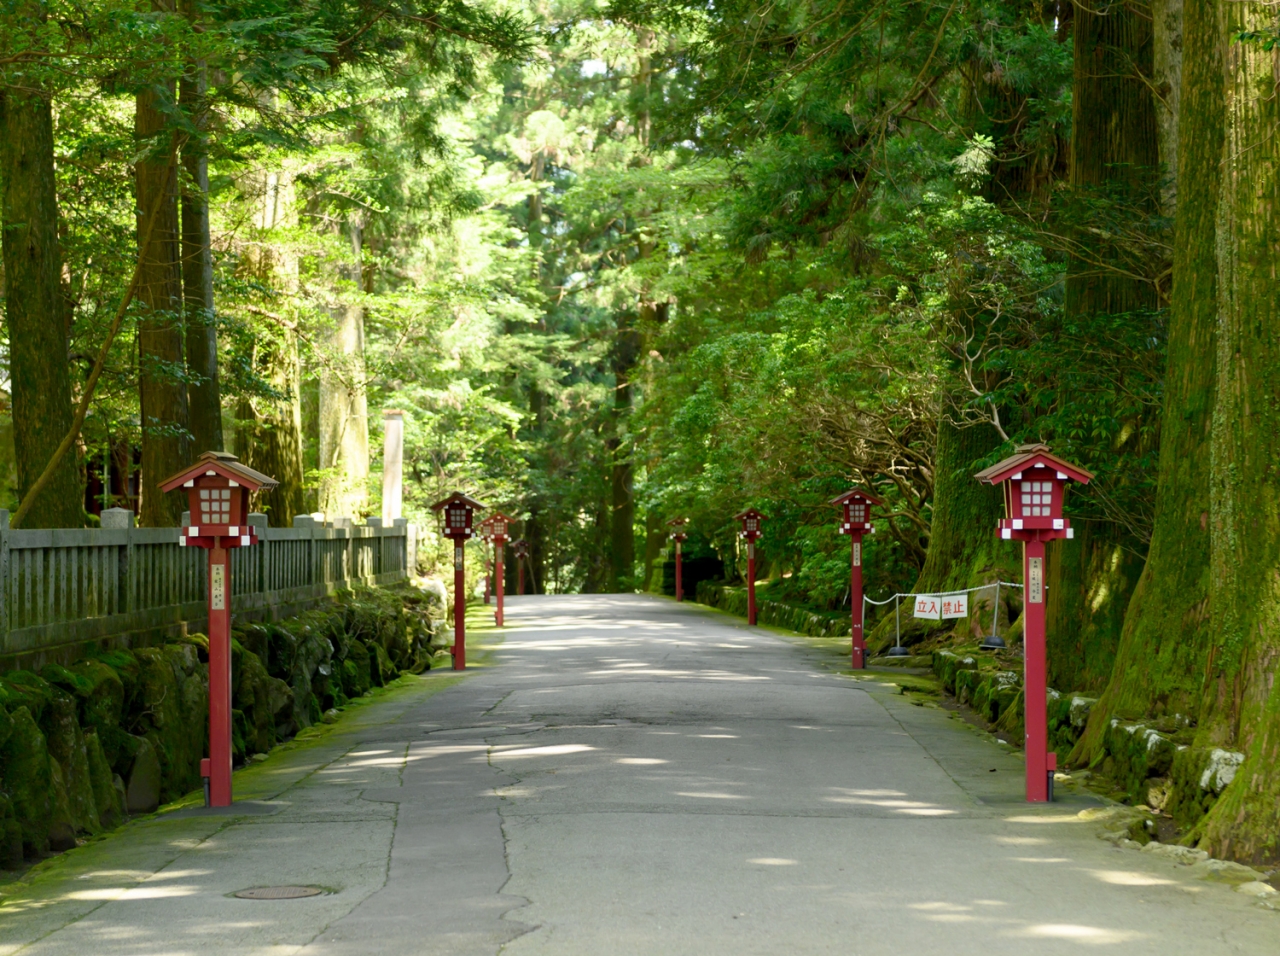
[941,594,968,619]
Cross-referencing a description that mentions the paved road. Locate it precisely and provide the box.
[2,594,1277,954]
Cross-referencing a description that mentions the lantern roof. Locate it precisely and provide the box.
[974,444,1094,486]
[733,508,767,521]
[429,491,487,513]
[160,451,278,494]
[829,487,883,508]
[665,516,687,528]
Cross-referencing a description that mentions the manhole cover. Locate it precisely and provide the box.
[234,885,324,900]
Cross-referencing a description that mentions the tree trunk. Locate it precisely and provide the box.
[1071,0,1220,764]
[1067,0,1160,316]
[0,87,84,527]
[317,224,369,521]
[136,73,190,527]
[180,54,222,454]
[236,166,306,526]
[1195,0,1280,863]
[609,315,643,591]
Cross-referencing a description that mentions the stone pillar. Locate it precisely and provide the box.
[102,507,136,529]
[382,409,404,524]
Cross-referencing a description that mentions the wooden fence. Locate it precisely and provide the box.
[0,511,417,667]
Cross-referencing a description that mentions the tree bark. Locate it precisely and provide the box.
[136,69,190,526]
[180,49,222,454]
[1071,0,1220,764]
[1067,0,1160,317]
[1196,0,1280,863]
[236,166,306,526]
[0,87,84,527]
[317,223,369,521]
[1152,0,1183,216]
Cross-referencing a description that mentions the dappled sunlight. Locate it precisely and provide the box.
[675,791,748,800]
[1006,923,1146,945]
[748,858,798,865]
[1084,869,1176,887]
[616,757,667,765]
[1004,814,1087,824]
[994,836,1049,845]
[490,744,596,758]
[695,734,738,738]
[1012,857,1072,863]
[66,885,199,901]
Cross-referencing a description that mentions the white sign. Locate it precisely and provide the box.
[941,594,968,619]
[1028,557,1044,604]
[210,563,226,611]
[914,595,941,620]
[852,542,861,567]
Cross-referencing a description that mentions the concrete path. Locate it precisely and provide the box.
[2,594,1277,954]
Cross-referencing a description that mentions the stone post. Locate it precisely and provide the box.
[382,409,404,524]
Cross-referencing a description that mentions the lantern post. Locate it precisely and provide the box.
[430,492,486,670]
[513,539,529,595]
[162,452,277,808]
[487,512,514,626]
[735,509,766,625]
[975,444,1092,802]
[666,518,688,601]
[831,488,881,669]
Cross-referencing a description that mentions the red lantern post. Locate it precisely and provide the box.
[513,539,529,595]
[666,518,688,601]
[487,512,514,626]
[831,488,881,670]
[735,509,766,625]
[162,452,277,808]
[976,444,1092,802]
[430,492,486,670]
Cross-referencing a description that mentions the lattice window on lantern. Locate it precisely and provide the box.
[851,503,866,522]
[1020,480,1052,517]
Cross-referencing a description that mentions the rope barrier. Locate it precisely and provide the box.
[862,581,1025,656]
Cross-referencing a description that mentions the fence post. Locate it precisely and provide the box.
[248,514,268,596]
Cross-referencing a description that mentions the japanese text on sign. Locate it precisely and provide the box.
[914,595,941,620]
[941,594,968,619]
[853,542,861,567]
[211,563,226,611]
[1028,557,1043,603]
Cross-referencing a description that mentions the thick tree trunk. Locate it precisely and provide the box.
[317,225,369,521]
[1067,0,1160,316]
[1195,0,1280,863]
[1071,0,1220,763]
[0,87,84,527]
[180,59,222,454]
[237,166,306,526]
[136,75,190,526]
[609,317,644,591]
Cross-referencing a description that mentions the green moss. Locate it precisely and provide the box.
[0,705,51,857]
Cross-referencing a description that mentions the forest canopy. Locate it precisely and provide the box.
[2,0,1280,863]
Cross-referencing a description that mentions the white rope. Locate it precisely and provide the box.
[862,580,1023,607]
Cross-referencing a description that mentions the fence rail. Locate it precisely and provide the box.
[0,511,417,663]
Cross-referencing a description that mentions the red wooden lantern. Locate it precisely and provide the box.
[161,452,277,808]
[975,444,1092,803]
[666,518,688,602]
[486,512,514,627]
[513,538,529,595]
[830,488,881,669]
[430,492,486,670]
[478,516,496,606]
[734,508,766,625]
